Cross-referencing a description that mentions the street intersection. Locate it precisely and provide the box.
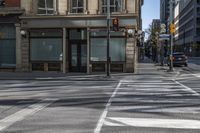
[0,59,200,133]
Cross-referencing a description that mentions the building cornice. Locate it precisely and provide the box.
[0,7,24,15]
[19,13,138,20]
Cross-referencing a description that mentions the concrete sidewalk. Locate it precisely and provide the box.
[137,57,175,75]
[1,57,195,80]
[0,71,135,80]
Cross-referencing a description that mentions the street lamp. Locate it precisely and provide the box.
[106,0,111,77]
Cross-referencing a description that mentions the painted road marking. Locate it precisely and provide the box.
[121,80,163,83]
[94,80,122,133]
[109,105,200,114]
[0,98,58,131]
[104,117,200,129]
[173,80,200,96]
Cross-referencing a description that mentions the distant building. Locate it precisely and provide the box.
[160,0,170,24]
[152,19,161,32]
[174,0,200,56]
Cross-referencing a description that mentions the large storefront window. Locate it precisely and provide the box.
[30,29,62,61]
[0,24,16,68]
[31,39,62,61]
[90,31,126,61]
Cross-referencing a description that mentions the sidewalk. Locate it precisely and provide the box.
[1,57,196,80]
[137,57,175,74]
[0,71,135,80]
[139,57,181,76]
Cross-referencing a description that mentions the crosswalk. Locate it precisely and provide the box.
[102,79,200,131]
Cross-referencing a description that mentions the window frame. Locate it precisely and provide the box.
[67,0,88,15]
[70,0,85,14]
[101,0,124,14]
[37,0,56,15]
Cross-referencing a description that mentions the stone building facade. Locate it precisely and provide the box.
[0,0,24,71]
[1,0,143,73]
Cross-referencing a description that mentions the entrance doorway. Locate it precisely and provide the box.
[68,29,87,72]
[69,41,87,72]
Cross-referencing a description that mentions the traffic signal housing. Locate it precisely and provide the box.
[0,0,5,7]
[170,23,175,34]
[112,18,119,31]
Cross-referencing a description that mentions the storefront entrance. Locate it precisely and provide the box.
[68,29,87,72]
[69,41,87,72]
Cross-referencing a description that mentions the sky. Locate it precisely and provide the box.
[142,0,160,32]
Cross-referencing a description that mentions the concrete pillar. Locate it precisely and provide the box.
[134,39,138,74]
[126,38,136,73]
[63,27,66,73]
[21,29,30,72]
[15,23,22,72]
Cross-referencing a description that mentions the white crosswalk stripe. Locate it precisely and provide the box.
[104,117,200,129]
[103,80,200,129]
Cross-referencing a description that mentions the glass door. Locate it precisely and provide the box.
[71,44,78,69]
[69,42,87,72]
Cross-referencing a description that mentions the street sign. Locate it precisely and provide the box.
[160,23,166,34]
[159,34,170,41]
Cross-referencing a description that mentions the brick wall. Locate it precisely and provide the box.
[5,0,20,7]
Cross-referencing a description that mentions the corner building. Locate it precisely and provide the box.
[18,0,143,73]
[0,0,24,71]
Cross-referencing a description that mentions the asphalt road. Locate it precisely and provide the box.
[0,61,200,133]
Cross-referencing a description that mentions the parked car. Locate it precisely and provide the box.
[168,52,188,67]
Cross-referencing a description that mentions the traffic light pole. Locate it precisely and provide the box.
[107,0,111,77]
[169,0,174,71]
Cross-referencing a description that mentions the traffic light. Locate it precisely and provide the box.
[170,23,175,34]
[112,18,119,31]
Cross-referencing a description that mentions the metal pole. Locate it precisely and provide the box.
[107,0,111,77]
[87,27,90,74]
[63,28,66,73]
[169,0,174,71]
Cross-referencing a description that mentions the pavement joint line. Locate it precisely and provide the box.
[0,98,58,131]
[94,80,122,133]
[172,79,200,96]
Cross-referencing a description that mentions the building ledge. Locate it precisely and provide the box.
[0,7,24,15]
[20,13,138,20]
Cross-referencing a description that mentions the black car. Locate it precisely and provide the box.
[168,52,188,67]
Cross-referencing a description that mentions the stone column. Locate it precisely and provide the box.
[126,38,136,73]
[15,23,22,72]
[21,29,30,72]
